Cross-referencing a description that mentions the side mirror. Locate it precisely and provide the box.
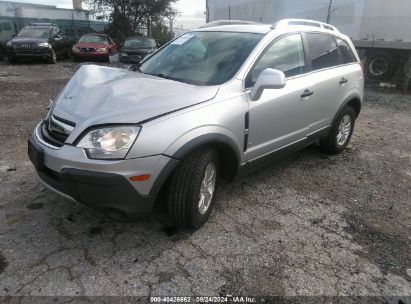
[249,68,286,101]
[11,33,16,38]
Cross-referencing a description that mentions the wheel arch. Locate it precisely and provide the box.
[170,133,242,181]
[333,93,362,126]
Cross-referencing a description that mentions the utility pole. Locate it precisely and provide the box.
[326,0,333,23]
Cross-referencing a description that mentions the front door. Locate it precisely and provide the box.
[245,33,313,161]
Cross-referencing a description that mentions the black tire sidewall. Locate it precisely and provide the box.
[366,55,393,80]
[167,147,219,230]
[48,49,57,64]
[331,106,356,152]
[190,150,219,229]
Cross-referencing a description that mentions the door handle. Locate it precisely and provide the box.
[339,77,348,84]
[301,89,314,98]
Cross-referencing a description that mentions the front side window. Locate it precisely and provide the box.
[336,38,357,64]
[140,31,263,86]
[306,33,339,70]
[247,34,306,87]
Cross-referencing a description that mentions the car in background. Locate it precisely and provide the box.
[6,23,71,64]
[72,33,118,62]
[120,36,158,63]
[0,41,6,60]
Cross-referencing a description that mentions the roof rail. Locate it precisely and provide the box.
[201,20,260,28]
[271,19,339,32]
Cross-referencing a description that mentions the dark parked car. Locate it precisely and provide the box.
[6,23,71,64]
[120,36,158,63]
[0,41,6,60]
[72,34,118,62]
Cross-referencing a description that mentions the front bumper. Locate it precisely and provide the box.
[73,52,108,61]
[7,47,52,59]
[28,127,178,219]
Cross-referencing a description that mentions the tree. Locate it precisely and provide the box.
[86,0,178,41]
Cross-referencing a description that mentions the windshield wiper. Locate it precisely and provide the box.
[129,63,142,73]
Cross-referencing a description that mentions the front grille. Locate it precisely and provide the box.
[40,115,75,147]
[13,43,37,49]
[79,47,96,52]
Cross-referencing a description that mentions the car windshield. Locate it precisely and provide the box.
[140,31,263,86]
[18,28,49,38]
[124,37,156,48]
[78,35,107,43]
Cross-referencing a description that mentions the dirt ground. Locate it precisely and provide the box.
[0,60,410,301]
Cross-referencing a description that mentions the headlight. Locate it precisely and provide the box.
[72,46,80,53]
[6,41,12,47]
[96,48,107,53]
[77,126,140,159]
[38,42,50,47]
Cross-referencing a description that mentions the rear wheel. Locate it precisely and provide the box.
[366,54,393,80]
[167,147,218,230]
[320,106,356,154]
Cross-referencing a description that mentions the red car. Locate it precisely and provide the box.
[72,33,118,61]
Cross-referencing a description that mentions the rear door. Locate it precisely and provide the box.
[303,33,347,135]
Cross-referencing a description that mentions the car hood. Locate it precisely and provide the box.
[51,65,219,142]
[121,47,155,55]
[11,37,48,43]
[74,42,108,48]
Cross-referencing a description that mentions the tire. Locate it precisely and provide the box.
[366,54,393,80]
[47,48,57,64]
[63,48,72,60]
[7,56,19,64]
[320,106,356,154]
[167,147,219,230]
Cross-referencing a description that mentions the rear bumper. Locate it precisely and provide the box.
[28,130,178,219]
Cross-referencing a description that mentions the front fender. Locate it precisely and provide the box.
[164,126,242,164]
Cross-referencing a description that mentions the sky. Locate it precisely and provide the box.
[3,0,206,29]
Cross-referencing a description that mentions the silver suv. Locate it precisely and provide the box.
[28,19,364,229]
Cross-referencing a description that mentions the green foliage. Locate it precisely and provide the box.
[86,0,177,42]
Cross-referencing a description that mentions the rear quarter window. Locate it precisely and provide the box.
[336,38,357,64]
[306,33,340,70]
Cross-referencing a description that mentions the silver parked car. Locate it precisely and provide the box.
[28,19,364,229]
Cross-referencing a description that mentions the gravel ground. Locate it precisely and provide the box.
[0,60,410,301]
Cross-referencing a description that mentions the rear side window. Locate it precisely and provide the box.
[247,34,306,86]
[306,33,339,70]
[2,22,12,31]
[336,38,357,64]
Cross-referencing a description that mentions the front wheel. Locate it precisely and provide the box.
[320,106,356,154]
[167,147,219,230]
[47,48,57,64]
